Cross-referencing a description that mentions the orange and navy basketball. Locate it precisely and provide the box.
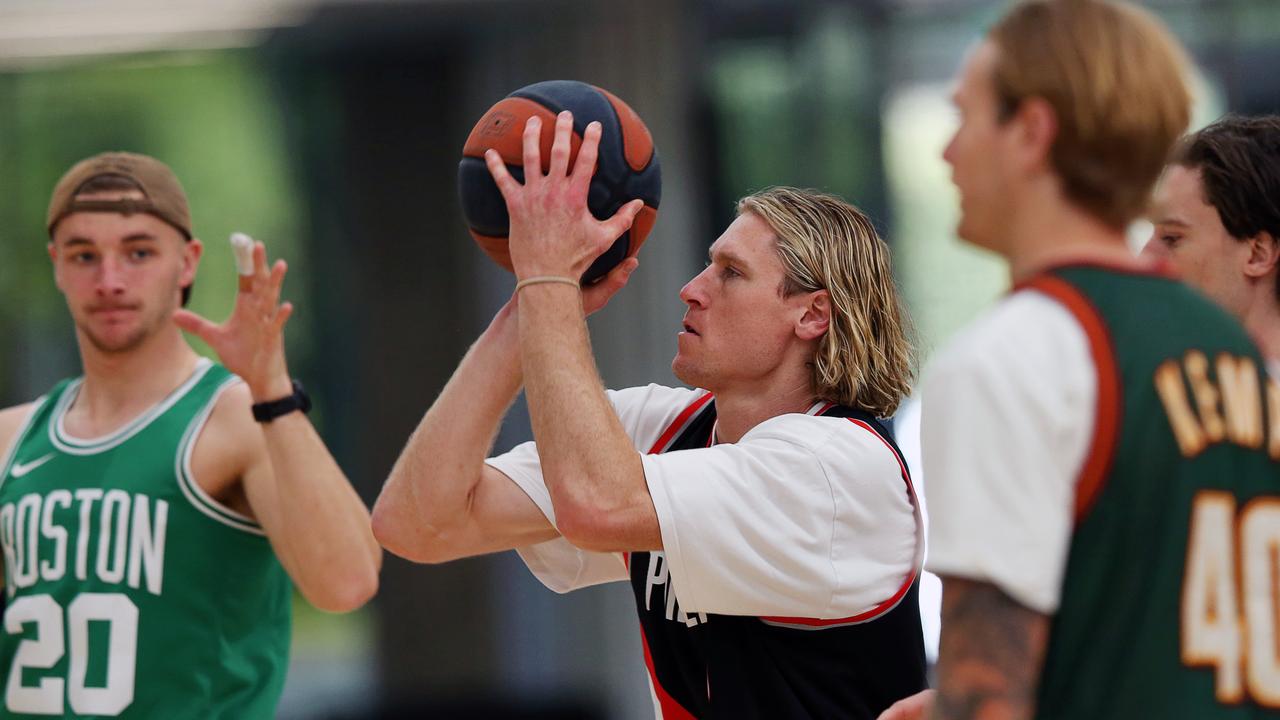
[459,80,662,284]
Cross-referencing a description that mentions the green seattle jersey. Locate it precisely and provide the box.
[0,359,291,719]
[1028,266,1280,718]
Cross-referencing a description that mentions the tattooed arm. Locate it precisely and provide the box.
[932,577,1051,720]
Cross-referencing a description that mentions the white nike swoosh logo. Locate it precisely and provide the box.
[11,453,55,478]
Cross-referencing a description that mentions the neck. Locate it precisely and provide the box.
[74,325,201,421]
[1000,186,1140,284]
[1241,294,1280,364]
[709,367,817,444]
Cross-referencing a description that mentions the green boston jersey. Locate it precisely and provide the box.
[0,359,291,719]
[1027,265,1280,719]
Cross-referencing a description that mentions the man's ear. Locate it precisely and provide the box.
[181,237,204,289]
[48,241,63,293]
[1011,97,1059,174]
[796,290,832,341]
[1244,231,1279,280]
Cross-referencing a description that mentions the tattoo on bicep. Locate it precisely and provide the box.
[931,577,1051,720]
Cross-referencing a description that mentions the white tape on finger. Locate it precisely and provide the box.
[230,232,255,276]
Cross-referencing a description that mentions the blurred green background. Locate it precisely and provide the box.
[0,1,1275,718]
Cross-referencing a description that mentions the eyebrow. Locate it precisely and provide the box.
[1151,217,1191,229]
[708,247,751,269]
[63,232,158,247]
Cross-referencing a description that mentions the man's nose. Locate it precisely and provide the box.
[96,255,128,296]
[679,268,710,307]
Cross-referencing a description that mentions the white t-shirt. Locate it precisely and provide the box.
[921,290,1096,614]
[486,384,923,619]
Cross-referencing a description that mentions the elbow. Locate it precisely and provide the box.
[370,500,469,565]
[555,494,626,554]
[370,505,434,563]
[302,566,380,614]
[370,501,410,554]
[546,456,651,554]
[377,535,466,566]
[554,481,658,554]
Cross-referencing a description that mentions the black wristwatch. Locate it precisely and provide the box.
[251,380,312,423]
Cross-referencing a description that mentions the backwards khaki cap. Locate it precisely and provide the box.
[47,152,192,239]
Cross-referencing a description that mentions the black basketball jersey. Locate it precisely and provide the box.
[627,395,928,719]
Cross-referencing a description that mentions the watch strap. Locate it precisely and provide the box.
[251,380,312,423]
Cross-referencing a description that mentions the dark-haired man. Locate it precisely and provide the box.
[1143,114,1280,374]
[0,152,380,718]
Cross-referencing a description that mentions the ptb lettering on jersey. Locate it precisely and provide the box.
[644,552,708,627]
[0,491,168,598]
[1155,352,1280,459]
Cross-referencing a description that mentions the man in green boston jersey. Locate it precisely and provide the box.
[883,2,1280,719]
[0,152,380,718]
[1143,115,1280,375]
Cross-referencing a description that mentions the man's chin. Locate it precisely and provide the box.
[955,210,1005,254]
[955,216,979,245]
[81,326,150,355]
[671,356,707,390]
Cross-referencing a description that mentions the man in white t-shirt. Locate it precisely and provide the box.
[373,112,926,718]
[1142,115,1280,375]
[881,2,1280,720]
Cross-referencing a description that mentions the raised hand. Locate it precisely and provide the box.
[174,236,294,400]
[483,110,645,283]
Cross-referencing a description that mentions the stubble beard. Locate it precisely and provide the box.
[78,280,180,356]
[672,352,716,393]
[80,311,158,355]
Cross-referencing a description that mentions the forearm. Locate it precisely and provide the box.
[518,285,653,548]
[259,414,381,611]
[374,304,525,554]
[931,577,1049,720]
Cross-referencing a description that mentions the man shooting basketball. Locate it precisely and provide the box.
[375,113,927,718]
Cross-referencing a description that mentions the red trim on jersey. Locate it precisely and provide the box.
[847,417,919,510]
[761,417,920,627]
[639,625,698,719]
[1020,275,1122,522]
[648,391,714,454]
[761,571,915,627]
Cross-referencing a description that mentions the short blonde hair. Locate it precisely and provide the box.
[738,187,914,417]
[990,0,1192,229]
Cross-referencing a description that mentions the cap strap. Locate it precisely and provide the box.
[51,199,191,239]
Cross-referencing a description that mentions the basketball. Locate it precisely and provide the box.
[458,80,662,284]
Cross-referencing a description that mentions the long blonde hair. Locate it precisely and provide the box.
[738,187,915,417]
